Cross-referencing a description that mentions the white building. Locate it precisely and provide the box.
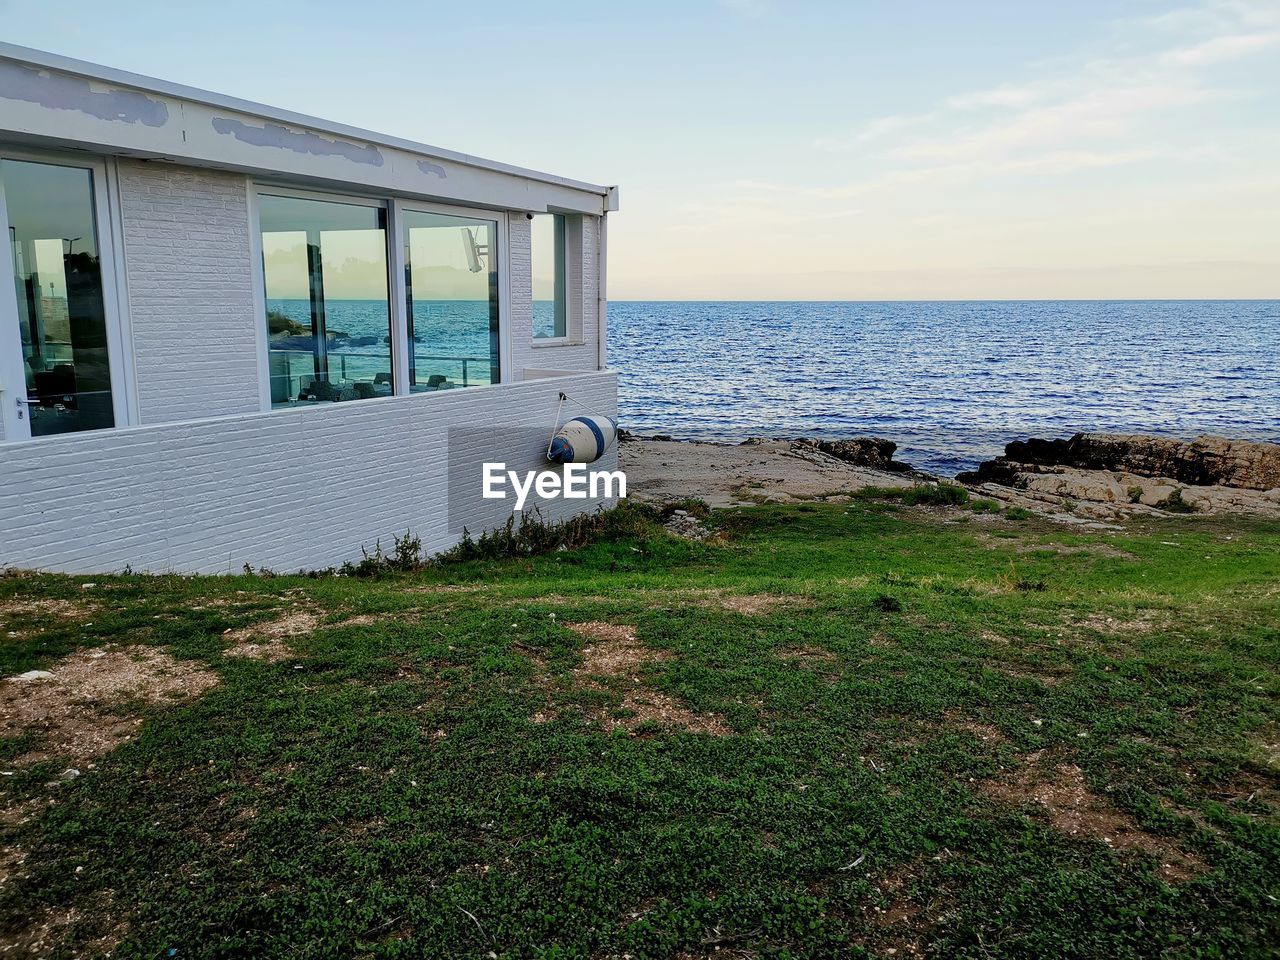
[0,44,619,573]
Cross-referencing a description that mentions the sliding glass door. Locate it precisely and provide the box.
[0,156,121,440]
[402,209,500,391]
[257,193,392,408]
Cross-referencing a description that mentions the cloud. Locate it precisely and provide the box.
[946,86,1040,110]
[1161,30,1280,64]
[891,82,1219,166]
[1142,0,1280,34]
[801,0,1273,191]
[620,0,1280,298]
[813,112,935,151]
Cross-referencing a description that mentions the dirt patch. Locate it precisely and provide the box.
[1251,726,1280,773]
[981,752,1203,882]
[406,583,488,595]
[943,709,1009,745]
[3,893,126,959]
[649,588,801,616]
[336,613,383,628]
[778,646,839,669]
[717,593,793,615]
[0,597,100,620]
[0,597,101,640]
[222,610,320,662]
[567,621,668,677]
[0,645,219,768]
[851,859,941,959]
[1000,664,1071,687]
[593,687,731,737]
[507,588,802,617]
[549,622,730,736]
[1014,541,1136,560]
[1075,612,1162,636]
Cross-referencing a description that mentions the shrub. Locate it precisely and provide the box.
[658,498,712,521]
[1127,485,1144,504]
[338,531,424,577]
[903,483,970,507]
[441,503,664,564]
[1156,489,1197,514]
[851,486,909,501]
[969,498,1001,513]
[290,503,669,578]
[1004,507,1035,521]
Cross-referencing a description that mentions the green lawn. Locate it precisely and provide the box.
[1,501,1277,958]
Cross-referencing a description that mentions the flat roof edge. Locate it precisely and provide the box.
[0,42,614,198]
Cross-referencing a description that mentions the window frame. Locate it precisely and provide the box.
[249,184,394,409]
[249,181,510,408]
[0,146,133,443]
[530,212,568,344]
[529,212,586,347]
[391,197,511,390]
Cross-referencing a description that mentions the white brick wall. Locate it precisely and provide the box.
[508,212,603,376]
[2,160,614,573]
[507,212,534,349]
[0,372,617,574]
[117,161,262,424]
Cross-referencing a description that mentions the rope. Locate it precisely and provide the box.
[547,391,601,457]
[547,392,567,458]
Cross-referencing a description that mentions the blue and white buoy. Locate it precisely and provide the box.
[547,414,618,464]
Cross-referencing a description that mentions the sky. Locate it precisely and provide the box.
[4,0,1278,300]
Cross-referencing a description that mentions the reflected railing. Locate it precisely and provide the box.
[269,348,493,404]
[411,354,494,390]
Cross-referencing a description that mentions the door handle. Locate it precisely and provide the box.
[6,391,35,420]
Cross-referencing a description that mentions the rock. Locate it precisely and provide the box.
[791,437,913,473]
[960,433,1280,491]
[664,512,711,540]
[958,433,1280,520]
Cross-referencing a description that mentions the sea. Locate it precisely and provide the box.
[268,298,1278,477]
[607,301,1280,476]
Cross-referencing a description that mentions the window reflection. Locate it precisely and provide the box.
[531,214,566,339]
[4,159,114,436]
[404,210,500,390]
[258,194,391,407]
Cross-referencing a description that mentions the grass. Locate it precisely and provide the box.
[1,501,1278,958]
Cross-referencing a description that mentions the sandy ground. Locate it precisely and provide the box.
[621,438,913,507]
[620,436,1280,521]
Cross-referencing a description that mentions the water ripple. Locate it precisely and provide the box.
[608,301,1280,476]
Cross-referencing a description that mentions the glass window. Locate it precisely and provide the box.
[3,159,114,436]
[258,193,391,407]
[404,210,500,390]
[530,213,566,339]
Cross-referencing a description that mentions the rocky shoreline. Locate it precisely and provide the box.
[620,431,1280,521]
